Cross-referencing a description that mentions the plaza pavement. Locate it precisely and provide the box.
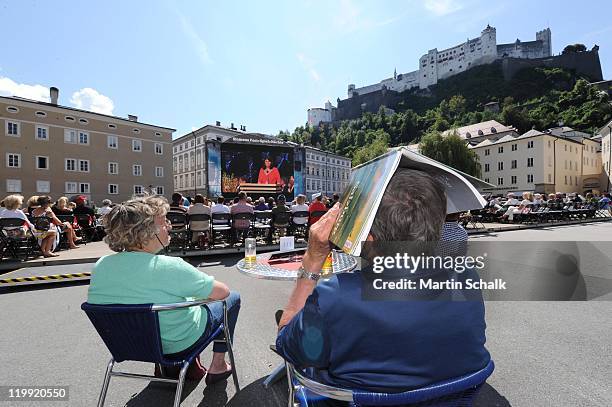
[1,222,611,406]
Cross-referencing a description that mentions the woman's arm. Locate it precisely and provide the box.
[208,280,230,300]
[48,209,62,226]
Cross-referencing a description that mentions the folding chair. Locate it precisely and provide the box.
[211,213,232,247]
[75,214,101,243]
[290,211,310,240]
[253,211,272,244]
[166,212,189,251]
[231,212,254,247]
[0,218,37,261]
[81,298,240,407]
[286,359,494,407]
[187,213,211,249]
[271,211,292,244]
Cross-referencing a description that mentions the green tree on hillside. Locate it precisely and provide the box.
[419,132,481,177]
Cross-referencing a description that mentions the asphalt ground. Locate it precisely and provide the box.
[1,224,611,406]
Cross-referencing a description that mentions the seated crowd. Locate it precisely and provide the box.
[0,194,112,260]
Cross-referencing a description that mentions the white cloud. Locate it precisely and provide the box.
[176,10,211,65]
[424,0,463,16]
[0,76,50,102]
[70,88,115,115]
[333,0,406,34]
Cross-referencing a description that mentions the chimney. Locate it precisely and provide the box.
[50,87,59,105]
[128,114,138,122]
[230,122,236,130]
[215,121,221,126]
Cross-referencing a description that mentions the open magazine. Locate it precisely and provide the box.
[329,147,492,256]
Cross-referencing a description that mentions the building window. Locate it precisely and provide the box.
[79,159,90,172]
[575,176,578,185]
[527,158,534,167]
[155,186,164,195]
[35,111,47,118]
[36,125,49,141]
[65,182,78,193]
[548,140,551,148]
[155,132,162,137]
[511,144,517,151]
[498,146,504,154]
[6,121,20,136]
[498,162,503,171]
[134,185,144,195]
[7,153,21,168]
[64,129,77,144]
[79,183,90,194]
[108,162,118,175]
[6,106,19,113]
[155,166,164,177]
[527,141,534,148]
[511,176,517,184]
[79,118,89,125]
[527,174,534,183]
[132,139,142,152]
[108,123,117,129]
[108,184,118,195]
[133,164,142,176]
[36,156,49,170]
[79,131,89,145]
[564,175,568,185]
[65,159,76,171]
[65,116,76,122]
[511,160,517,169]
[484,163,489,172]
[107,135,118,149]
[36,180,50,193]
[484,178,490,184]
[497,177,504,185]
[155,143,163,155]
[484,149,490,156]
[133,128,141,134]
[564,145,567,151]
[6,179,21,192]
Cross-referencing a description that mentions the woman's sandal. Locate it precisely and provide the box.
[205,368,233,386]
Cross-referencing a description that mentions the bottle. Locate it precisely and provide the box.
[320,251,334,279]
[244,238,257,267]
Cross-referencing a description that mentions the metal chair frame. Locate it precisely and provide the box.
[166,212,189,250]
[82,297,240,407]
[211,213,232,246]
[187,213,211,249]
[0,218,37,260]
[286,360,494,407]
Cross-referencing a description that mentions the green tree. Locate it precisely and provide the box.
[562,44,587,54]
[352,129,390,166]
[419,132,481,177]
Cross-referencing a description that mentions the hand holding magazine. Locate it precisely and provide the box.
[329,147,493,256]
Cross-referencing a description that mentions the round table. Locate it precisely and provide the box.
[235,249,358,280]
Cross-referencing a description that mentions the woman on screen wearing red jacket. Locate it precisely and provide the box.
[258,157,282,185]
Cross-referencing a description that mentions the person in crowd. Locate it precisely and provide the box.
[254,197,269,211]
[271,194,291,237]
[267,197,276,210]
[599,193,612,215]
[88,195,239,383]
[290,194,309,225]
[258,156,282,186]
[182,196,191,209]
[188,194,212,246]
[230,192,254,230]
[73,196,96,217]
[276,169,490,404]
[246,197,253,205]
[308,193,327,225]
[0,194,35,236]
[211,196,231,225]
[26,195,40,216]
[326,193,340,210]
[505,192,519,206]
[97,199,113,217]
[52,197,73,216]
[32,196,80,255]
[533,193,544,206]
[169,193,188,213]
[68,202,77,211]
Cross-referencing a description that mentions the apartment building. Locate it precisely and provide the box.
[1,88,174,204]
[599,119,612,192]
[470,129,603,195]
[304,146,352,197]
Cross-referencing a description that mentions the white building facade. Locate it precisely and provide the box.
[303,146,351,198]
[599,120,612,192]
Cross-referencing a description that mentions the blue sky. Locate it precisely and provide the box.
[1,0,610,138]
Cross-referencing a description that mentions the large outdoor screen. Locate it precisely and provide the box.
[221,143,294,197]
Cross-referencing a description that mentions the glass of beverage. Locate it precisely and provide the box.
[320,251,334,279]
[244,238,257,267]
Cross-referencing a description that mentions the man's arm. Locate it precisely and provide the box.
[277,204,340,329]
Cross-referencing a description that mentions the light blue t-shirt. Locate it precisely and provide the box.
[88,252,215,354]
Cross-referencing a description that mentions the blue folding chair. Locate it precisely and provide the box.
[81,298,239,407]
[286,359,494,407]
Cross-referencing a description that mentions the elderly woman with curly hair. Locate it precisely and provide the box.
[87,195,240,383]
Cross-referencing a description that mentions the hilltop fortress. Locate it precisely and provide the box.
[308,25,602,125]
